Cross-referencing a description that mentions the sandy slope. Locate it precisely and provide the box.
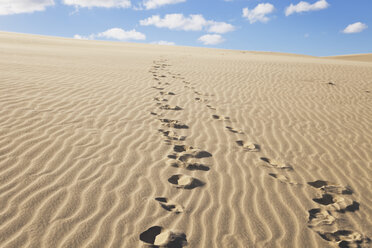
[0,32,371,248]
[326,54,372,63]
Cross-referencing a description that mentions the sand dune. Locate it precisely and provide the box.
[0,31,371,247]
[326,54,372,63]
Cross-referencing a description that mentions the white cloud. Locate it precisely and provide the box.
[285,0,329,16]
[63,0,131,8]
[143,0,185,10]
[198,34,224,45]
[97,28,145,40]
[152,40,176,45]
[342,22,368,34]
[74,28,146,41]
[140,14,207,31]
[208,21,235,34]
[0,0,54,15]
[242,3,275,24]
[140,14,235,34]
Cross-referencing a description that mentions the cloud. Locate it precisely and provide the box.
[63,0,131,8]
[198,34,224,45]
[242,3,275,24]
[143,0,185,10]
[0,0,54,15]
[140,14,207,31]
[342,22,368,34]
[152,40,176,45]
[285,0,329,16]
[208,22,235,34]
[140,14,235,34]
[74,28,146,41]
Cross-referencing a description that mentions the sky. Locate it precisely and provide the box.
[0,0,371,56]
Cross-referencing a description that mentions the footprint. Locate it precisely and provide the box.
[168,174,205,189]
[212,115,230,121]
[159,119,188,129]
[139,226,187,247]
[268,173,298,185]
[159,104,183,111]
[317,230,370,248]
[308,208,336,227]
[236,140,260,152]
[169,160,210,171]
[195,97,208,102]
[308,180,353,195]
[226,126,244,134]
[206,105,216,110]
[312,194,359,213]
[160,91,175,96]
[158,129,186,141]
[169,145,212,162]
[155,197,184,214]
[152,86,164,90]
[327,82,336,86]
[260,157,293,170]
[153,97,168,102]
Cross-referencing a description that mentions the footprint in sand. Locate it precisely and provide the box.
[158,129,186,142]
[317,230,370,248]
[152,86,164,90]
[206,105,216,110]
[169,145,212,161]
[169,159,210,171]
[268,173,298,185]
[260,157,293,170]
[195,97,208,103]
[212,115,230,121]
[155,197,184,214]
[312,193,359,213]
[236,140,260,152]
[327,82,336,86]
[226,126,244,134]
[307,208,336,227]
[140,226,187,247]
[168,174,205,189]
[159,119,189,129]
[160,91,175,96]
[308,180,353,195]
[159,104,183,111]
[153,97,168,102]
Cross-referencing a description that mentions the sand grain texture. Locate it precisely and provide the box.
[0,32,372,248]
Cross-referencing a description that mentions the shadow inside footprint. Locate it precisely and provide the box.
[155,197,184,214]
[313,194,335,205]
[226,126,244,134]
[342,201,360,213]
[308,180,353,195]
[171,162,210,171]
[168,174,205,189]
[140,226,187,248]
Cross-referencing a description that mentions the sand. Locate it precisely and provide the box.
[0,31,371,248]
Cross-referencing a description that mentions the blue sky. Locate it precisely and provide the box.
[0,0,370,56]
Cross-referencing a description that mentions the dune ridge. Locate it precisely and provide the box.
[0,32,371,247]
